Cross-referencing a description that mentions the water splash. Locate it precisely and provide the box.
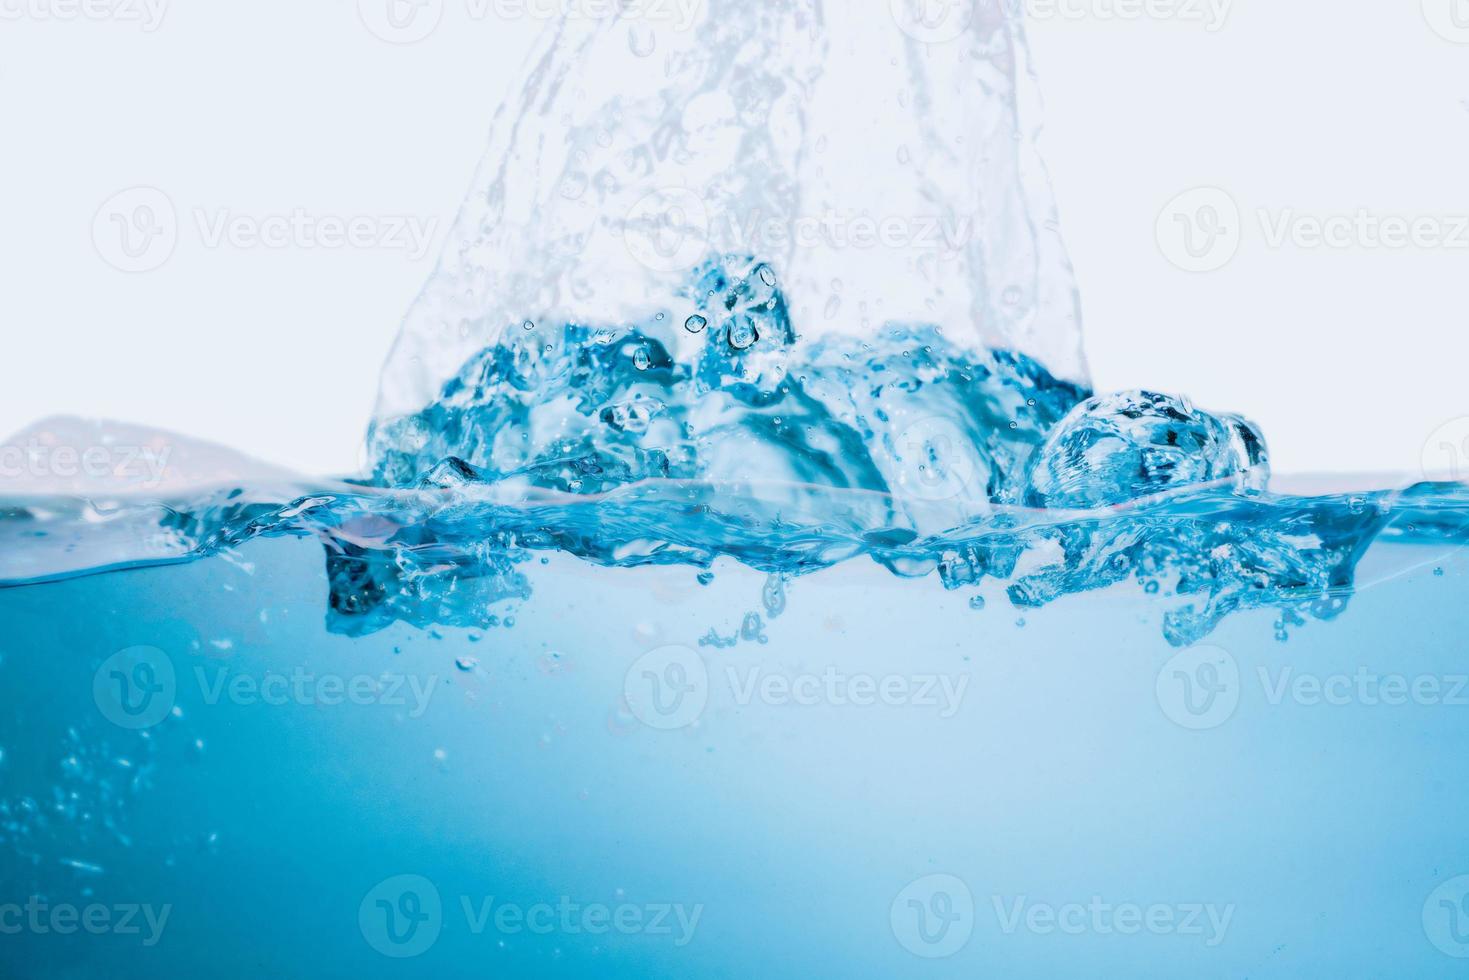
[4,343,1467,647]
[2,9,1466,648]
[373,0,1087,424]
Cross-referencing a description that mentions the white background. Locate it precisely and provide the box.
[2,1,1467,478]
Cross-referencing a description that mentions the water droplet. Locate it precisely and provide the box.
[684,314,708,333]
[729,319,759,350]
[633,347,651,371]
[522,320,535,331]
[456,656,479,671]
[758,265,778,286]
[762,574,787,618]
[968,595,986,611]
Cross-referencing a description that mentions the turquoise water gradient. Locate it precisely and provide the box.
[2,533,1467,977]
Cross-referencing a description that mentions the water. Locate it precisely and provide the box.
[5,4,1469,978]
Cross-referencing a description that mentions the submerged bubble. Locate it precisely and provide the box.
[728,318,759,351]
[1025,391,1269,509]
[762,574,787,618]
[684,314,708,333]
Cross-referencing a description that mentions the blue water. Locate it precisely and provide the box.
[4,291,1469,976]
[2,528,1468,977]
[6,4,1469,977]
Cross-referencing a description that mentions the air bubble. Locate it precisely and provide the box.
[729,319,759,350]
